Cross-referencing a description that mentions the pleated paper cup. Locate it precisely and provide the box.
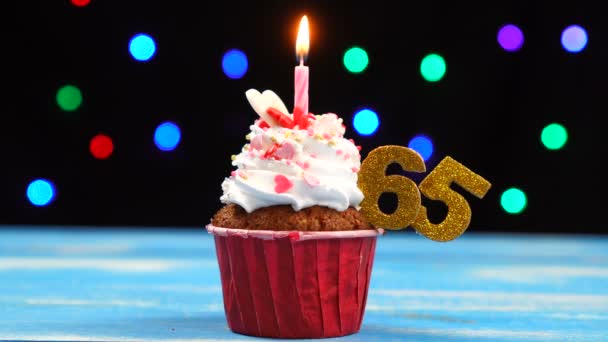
[206,225,383,339]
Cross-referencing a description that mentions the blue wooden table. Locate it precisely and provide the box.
[0,227,607,341]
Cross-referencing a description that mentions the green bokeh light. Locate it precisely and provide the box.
[541,123,568,150]
[56,85,82,112]
[500,187,527,214]
[420,53,446,82]
[343,47,369,73]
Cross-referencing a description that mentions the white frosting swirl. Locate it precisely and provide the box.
[220,90,363,213]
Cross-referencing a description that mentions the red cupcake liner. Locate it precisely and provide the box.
[206,225,382,339]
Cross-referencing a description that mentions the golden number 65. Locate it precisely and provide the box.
[358,145,492,241]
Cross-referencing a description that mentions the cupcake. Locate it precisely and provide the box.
[207,89,382,339]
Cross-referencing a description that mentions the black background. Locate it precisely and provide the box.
[1,1,605,233]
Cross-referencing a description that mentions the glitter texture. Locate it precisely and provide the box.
[412,156,491,242]
[358,145,426,230]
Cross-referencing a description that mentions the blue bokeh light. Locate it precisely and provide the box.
[353,109,379,136]
[222,49,248,79]
[27,179,55,206]
[408,135,434,161]
[129,33,157,61]
[154,122,181,151]
[561,25,588,53]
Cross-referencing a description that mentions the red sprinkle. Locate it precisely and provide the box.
[267,107,295,128]
[356,145,362,151]
[230,171,237,177]
[257,120,270,129]
[263,144,279,159]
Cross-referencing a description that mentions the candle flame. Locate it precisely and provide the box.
[296,15,309,63]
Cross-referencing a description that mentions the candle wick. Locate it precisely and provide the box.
[299,56,304,66]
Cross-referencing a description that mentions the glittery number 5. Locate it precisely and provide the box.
[412,157,492,241]
[358,145,426,230]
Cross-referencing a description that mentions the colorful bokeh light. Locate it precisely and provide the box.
[353,109,379,136]
[420,53,446,82]
[90,134,114,159]
[56,85,82,112]
[129,33,157,61]
[561,25,588,53]
[71,0,91,7]
[408,135,434,161]
[500,187,527,214]
[222,49,248,79]
[497,24,524,52]
[27,179,56,207]
[541,123,568,150]
[343,47,369,73]
[154,121,181,151]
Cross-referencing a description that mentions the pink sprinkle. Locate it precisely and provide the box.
[303,173,320,187]
[274,175,293,193]
[322,133,332,140]
[251,135,264,150]
[351,167,359,173]
[248,151,255,157]
[307,127,314,136]
[356,145,362,151]
[274,142,296,160]
[295,161,310,170]
[336,149,343,156]
[230,171,237,177]
[238,170,247,178]
[310,154,317,158]
[343,153,350,160]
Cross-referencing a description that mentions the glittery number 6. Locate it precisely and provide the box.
[358,145,426,230]
[412,157,492,241]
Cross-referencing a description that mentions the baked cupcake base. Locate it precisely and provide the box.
[212,204,374,231]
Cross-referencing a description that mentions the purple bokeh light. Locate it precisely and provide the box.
[561,25,588,53]
[497,24,524,52]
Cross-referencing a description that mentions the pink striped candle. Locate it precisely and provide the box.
[294,16,309,127]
